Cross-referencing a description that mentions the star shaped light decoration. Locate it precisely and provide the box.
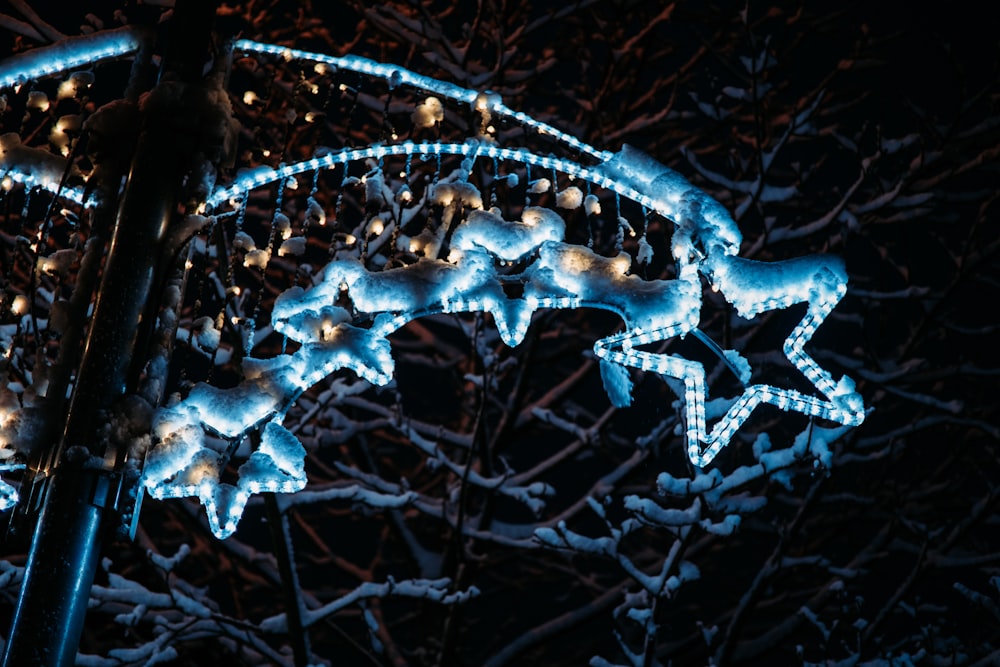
[138,325,395,538]
[143,415,307,539]
[266,155,865,471]
[142,45,866,537]
[0,29,866,536]
[594,246,866,467]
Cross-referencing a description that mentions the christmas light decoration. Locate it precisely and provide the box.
[0,26,141,89]
[233,40,611,163]
[0,34,865,537]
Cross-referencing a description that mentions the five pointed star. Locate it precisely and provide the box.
[595,253,865,466]
[147,218,865,535]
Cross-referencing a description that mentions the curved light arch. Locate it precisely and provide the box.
[33,34,860,537]
[235,39,613,163]
[0,26,143,89]
[212,142,644,208]
[208,140,729,246]
[0,27,870,537]
[1,168,88,207]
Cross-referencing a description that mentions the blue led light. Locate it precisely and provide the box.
[234,40,612,163]
[137,39,866,538]
[0,26,142,89]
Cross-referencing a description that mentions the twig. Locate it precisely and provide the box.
[263,494,312,667]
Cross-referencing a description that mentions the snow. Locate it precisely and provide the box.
[278,236,306,257]
[36,249,78,277]
[600,358,633,409]
[703,252,848,319]
[49,113,82,155]
[243,248,270,269]
[624,495,701,527]
[451,207,564,262]
[191,316,221,352]
[141,47,865,538]
[528,177,551,194]
[429,180,483,210]
[585,193,602,216]
[555,186,583,209]
[145,411,309,538]
[232,231,256,251]
[143,318,400,538]
[260,577,479,633]
[57,71,94,99]
[723,349,752,385]
[26,91,49,111]
[305,196,326,226]
[0,25,142,89]
[0,132,87,205]
[597,144,742,256]
[412,96,444,128]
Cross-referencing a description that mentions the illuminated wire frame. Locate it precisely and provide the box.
[0,26,142,89]
[0,32,865,538]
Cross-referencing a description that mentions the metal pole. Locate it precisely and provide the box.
[2,2,218,664]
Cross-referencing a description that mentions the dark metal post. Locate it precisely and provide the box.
[1,2,218,664]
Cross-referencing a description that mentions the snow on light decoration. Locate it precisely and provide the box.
[0,30,149,515]
[140,326,394,537]
[0,132,88,205]
[0,27,147,207]
[0,33,865,537]
[0,27,142,511]
[138,41,865,537]
[0,26,142,90]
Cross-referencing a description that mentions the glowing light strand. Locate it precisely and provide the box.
[234,40,612,163]
[214,142,653,211]
[0,26,143,89]
[146,144,866,536]
[0,28,144,206]
[0,168,87,206]
[139,43,865,537]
